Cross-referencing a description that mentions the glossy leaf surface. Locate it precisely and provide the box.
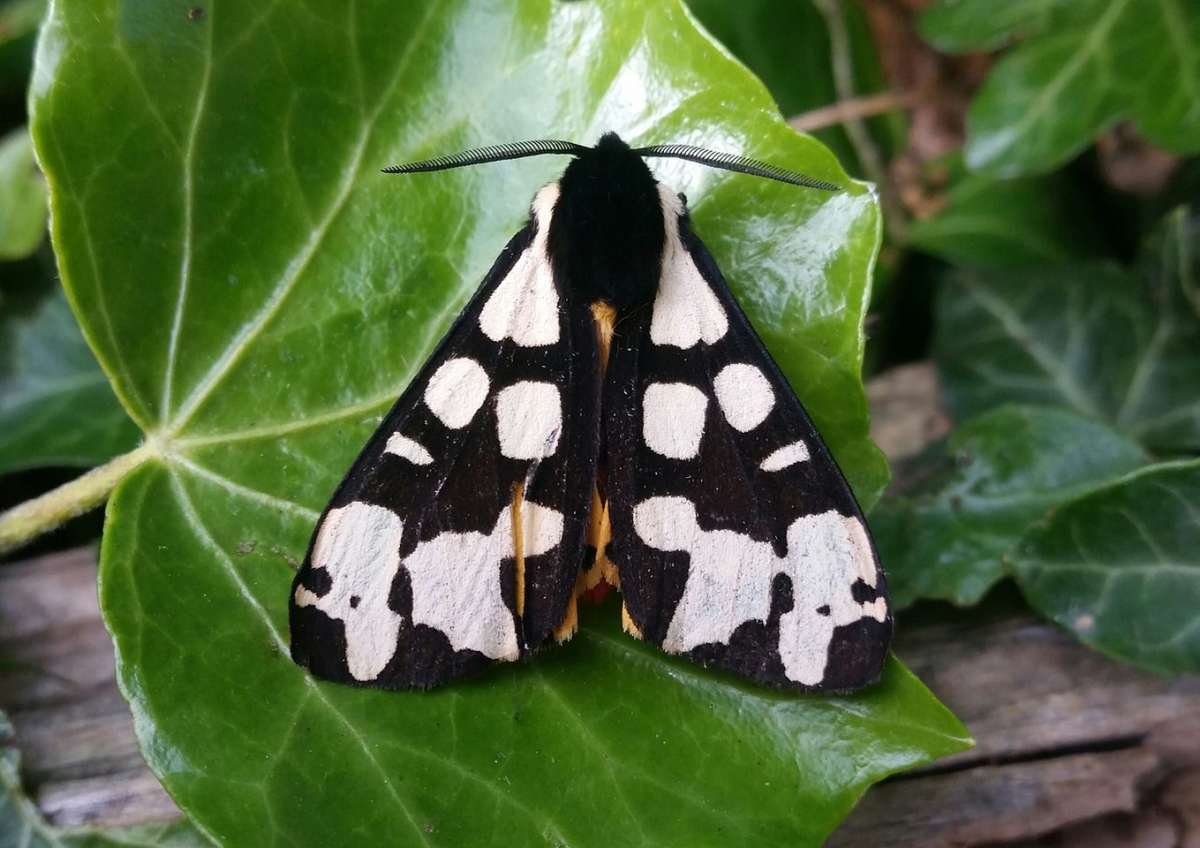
[31,0,965,845]
[875,405,1146,608]
[935,207,1200,453]
[922,0,1200,177]
[1012,461,1200,675]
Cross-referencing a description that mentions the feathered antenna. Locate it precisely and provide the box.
[382,140,588,174]
[633,144,841,191]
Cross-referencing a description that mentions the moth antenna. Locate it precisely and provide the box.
[382,140,588,174]
[633,144,841,191]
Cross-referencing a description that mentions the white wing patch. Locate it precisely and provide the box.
[424,357,490,429]
[643,382,708,459]
[649,184,728,349]
[297,499,566,673]
[633,496,886,686]
[294,502,406,682]
[760,440,810,471]
[479,184,561,347]
[495,381,562,460]
[405,501,564,661]
[384,433,434,465]
[714,363,774,432]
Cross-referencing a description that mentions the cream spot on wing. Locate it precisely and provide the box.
[495,381,561,459]
[633,498,884,686]
[383,433,434,465]
[760,441,810,472]
[714,363,774,432]
[403,501,564,660]
[423,357,489,429]
[479,184,561,347]
[650,184,727,349]
[642,382,708,459]
[294,502,404,682]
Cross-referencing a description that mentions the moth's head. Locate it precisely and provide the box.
[381,131,843,193]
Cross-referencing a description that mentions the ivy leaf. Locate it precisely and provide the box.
[875,405,1146,608]
[935,206,1200,453]
[1011,460,1200,675]
[921,0,1200,177]
[30,0,964,844]
[0,259,139,473]
[0,128,47,260]
[1,710,210,847]
[906,154,1101,268]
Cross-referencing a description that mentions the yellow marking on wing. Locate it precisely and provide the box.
[590,300,617,377]
[553,589,579,643]
[511,480,525,618]
[621,604,643,640]
[583,487,618,590]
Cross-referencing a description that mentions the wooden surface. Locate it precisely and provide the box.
[3,547,1199,845]
[3,364,1199,845]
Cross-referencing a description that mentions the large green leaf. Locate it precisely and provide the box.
[31,0,963,844]
[0,710,209,848]
[0,127,47,260]
[935,206,1200,453]
[921,0,1200,177]
[1011,460,1200,675]
[875,405,1146,608]
[905,154,1100,268]
[0,256,139,472]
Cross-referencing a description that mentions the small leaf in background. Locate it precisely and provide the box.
[0,127,47,260]
[906,154,1101,268]
[29,0,964,844]
[1,710,211,847]
[0,0,45,93]
[0,258,139,473]
[1011,460,1200,675]
[935,206,1200,453]
[875,405,1146,608]
[921,0,1200,177]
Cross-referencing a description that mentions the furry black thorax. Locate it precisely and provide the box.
[548,132,666,312]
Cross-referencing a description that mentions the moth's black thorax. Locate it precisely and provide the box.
[548,133,665,312]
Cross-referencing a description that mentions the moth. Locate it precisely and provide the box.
[289,132,891,692]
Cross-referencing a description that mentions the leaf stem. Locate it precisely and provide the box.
[789,88,925,134]
[0,444,155,555]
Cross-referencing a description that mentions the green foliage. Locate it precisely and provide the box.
[0,0,44,93]
[25,0,966,844]
[0,259,139,472]
[922,0,1200,177]
[876,406,1146,608]
[905,155,1100,268]
[1,710,209,847]
[1012,461,1200,674]
[935,207,1200,454]
[0,127,46,260]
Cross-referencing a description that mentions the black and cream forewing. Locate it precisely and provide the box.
[603,185,892,692]
[289,184,601,690]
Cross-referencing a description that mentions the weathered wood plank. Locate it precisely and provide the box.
[829,747,1161,847]
[5,546,1200,845]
